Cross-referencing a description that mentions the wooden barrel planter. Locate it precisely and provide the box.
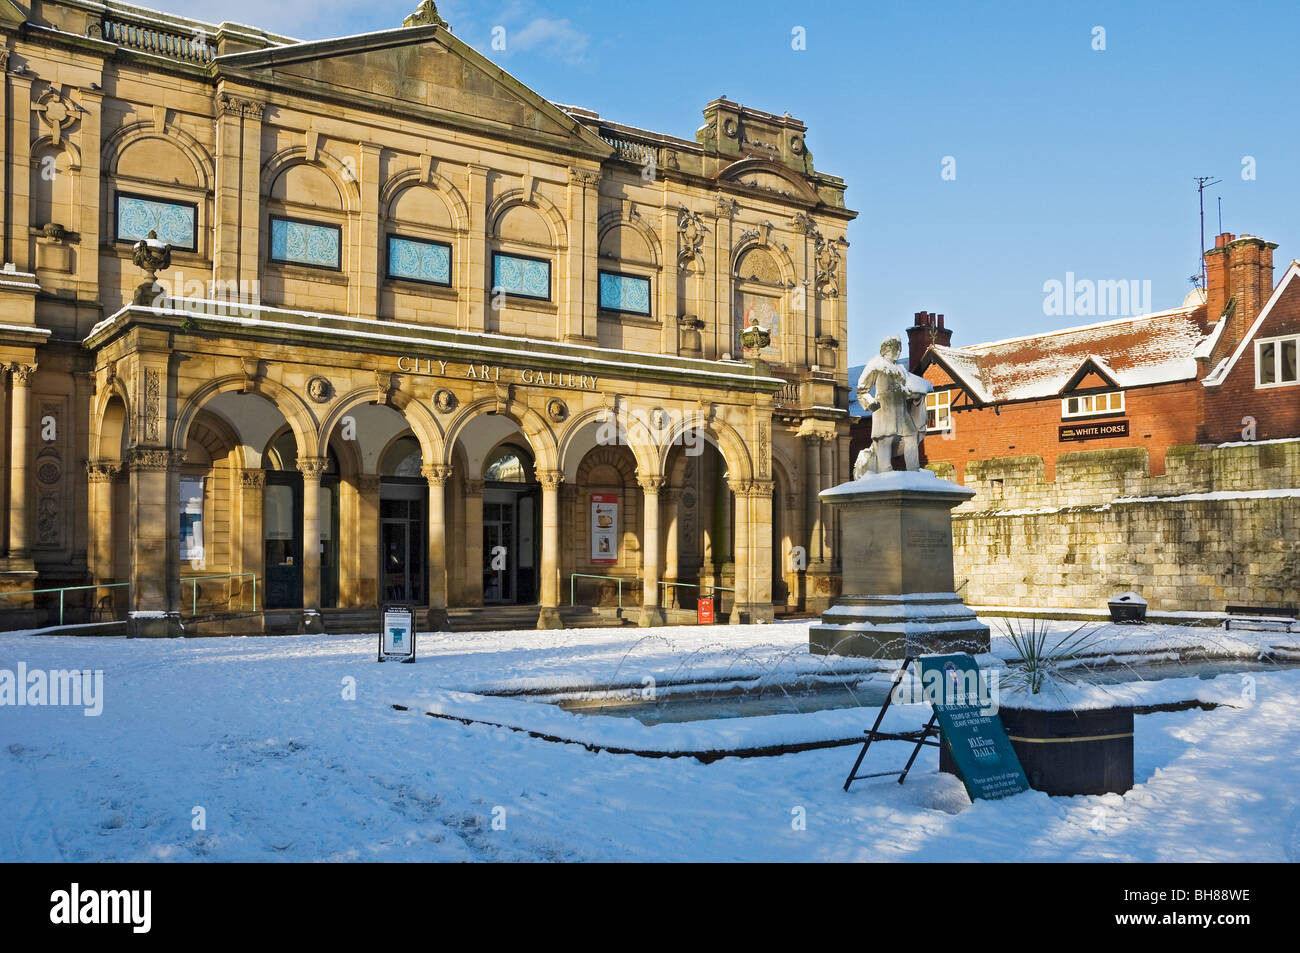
[941,706,1134,796]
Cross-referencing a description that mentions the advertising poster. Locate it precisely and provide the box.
[591,494,618,565]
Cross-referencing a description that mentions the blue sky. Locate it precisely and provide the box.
[167,0,1299,364]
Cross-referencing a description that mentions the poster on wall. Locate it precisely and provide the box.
[736,293,781,360]
[179,476,205,566]
[591,494,618,565]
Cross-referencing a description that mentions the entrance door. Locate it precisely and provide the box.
[264,475,303,609]
[380,492,425,604]
[482,499,515,604]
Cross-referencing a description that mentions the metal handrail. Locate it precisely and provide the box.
[658,580,735,609]
[569,572,634,610]
[180,572,259,615]
[0,582,129,626]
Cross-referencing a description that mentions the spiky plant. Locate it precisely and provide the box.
[995,617,1105,696]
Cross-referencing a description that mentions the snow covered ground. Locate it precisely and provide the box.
[2,620,1299,862]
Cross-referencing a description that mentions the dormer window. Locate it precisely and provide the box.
[1062,391,1123,418]
[1256,335,1299,388]
[925,390,951,431]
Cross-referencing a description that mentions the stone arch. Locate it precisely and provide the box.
[102,121,213,189]
[596,209,661,266]
[171,376,318,463]
[261,146,360,213]
[31,135,82,171]
[717,157,821,204]
[185,409,245,469]
[91,375,132,455]
[380,170,469,231]
[314,387,445,469]
[656,414,753,484]
[443,397,559,473]
[487,188,569,248]
[733,242,794,287]
[556,406,657,483]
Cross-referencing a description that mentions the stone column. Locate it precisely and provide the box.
[299,456,327,630]
[238,469,265,610]
[537,470,563,629]
[357,475,381,607]
[422,464,452,631]
[638,475,665,627]
[7,363,36,562]
[662,488,680,606]
[748,481,775,622]
[126,448,182,637]
[85,460,121,585]
[466,164,488,333]
[464,478,484,606]
[821,434,837,567]
[728,479,751,624]
[803,431,824,565]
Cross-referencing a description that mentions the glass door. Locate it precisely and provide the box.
[381,517,410,603]
[482,500,515,604]
[264,475,303,609]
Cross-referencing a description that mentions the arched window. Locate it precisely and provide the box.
[381,436,423,478]
[484,444,533,483]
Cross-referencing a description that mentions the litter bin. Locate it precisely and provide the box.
[1108,592,1148,624]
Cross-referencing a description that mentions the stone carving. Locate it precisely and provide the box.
[143,368,161,443]
[239,469,266,489]
[306,375,333,403]
[127,447,182,471]
[815,235,842,297]
[757,422,769,478]
[375,369,396,404]
[11,362,37,385]
[853,336,932,477]
[297,456,329,479]
[715,195,739,218]
[403,0,449,29]
[637,474,664,494]
[792,211,819,237]
[86,460,122,483]
[546,397,568,423]
[131,230,171,305]
[536,470,564,491]
[216,93,265,119]
[677,206,708,266]
[35,87,79,146]
[421,464,453,486]
[433,388,457,414]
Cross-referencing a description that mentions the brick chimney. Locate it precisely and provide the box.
[1204,232,1278,364]
[905,311,952,372]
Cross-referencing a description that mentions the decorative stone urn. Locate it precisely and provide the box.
[131,230,171,305]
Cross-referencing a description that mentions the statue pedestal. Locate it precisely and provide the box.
[808,469,988,659]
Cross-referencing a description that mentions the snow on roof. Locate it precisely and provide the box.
[928,305,1210,403]
[1202,259,1300,388]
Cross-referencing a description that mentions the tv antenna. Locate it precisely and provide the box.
[1194,176,1221,288]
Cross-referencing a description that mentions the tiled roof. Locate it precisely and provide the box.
[926,306,1211,404]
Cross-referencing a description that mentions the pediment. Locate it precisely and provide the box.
[718,158,820,204]
[217,26,612,158]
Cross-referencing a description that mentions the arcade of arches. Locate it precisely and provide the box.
[70,303,848,635]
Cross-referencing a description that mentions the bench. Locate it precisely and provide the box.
[1224,605,1297,633]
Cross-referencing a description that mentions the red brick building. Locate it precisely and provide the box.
[902,232,1300,483]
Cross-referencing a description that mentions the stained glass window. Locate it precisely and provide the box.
[492,252,551,300]
[598,271,652,315]
[116,193,197,251]
[387,235,451,285]
[269,217,341,269]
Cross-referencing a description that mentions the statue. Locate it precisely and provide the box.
[853,335,932,477]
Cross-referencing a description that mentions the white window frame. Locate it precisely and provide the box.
[1061,390,1124,418]
[925,390,951,432]
[1255,334,1300,389]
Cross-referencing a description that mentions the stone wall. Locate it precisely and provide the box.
[931,439,1300,612]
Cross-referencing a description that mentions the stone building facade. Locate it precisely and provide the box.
[0,1,856,634]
